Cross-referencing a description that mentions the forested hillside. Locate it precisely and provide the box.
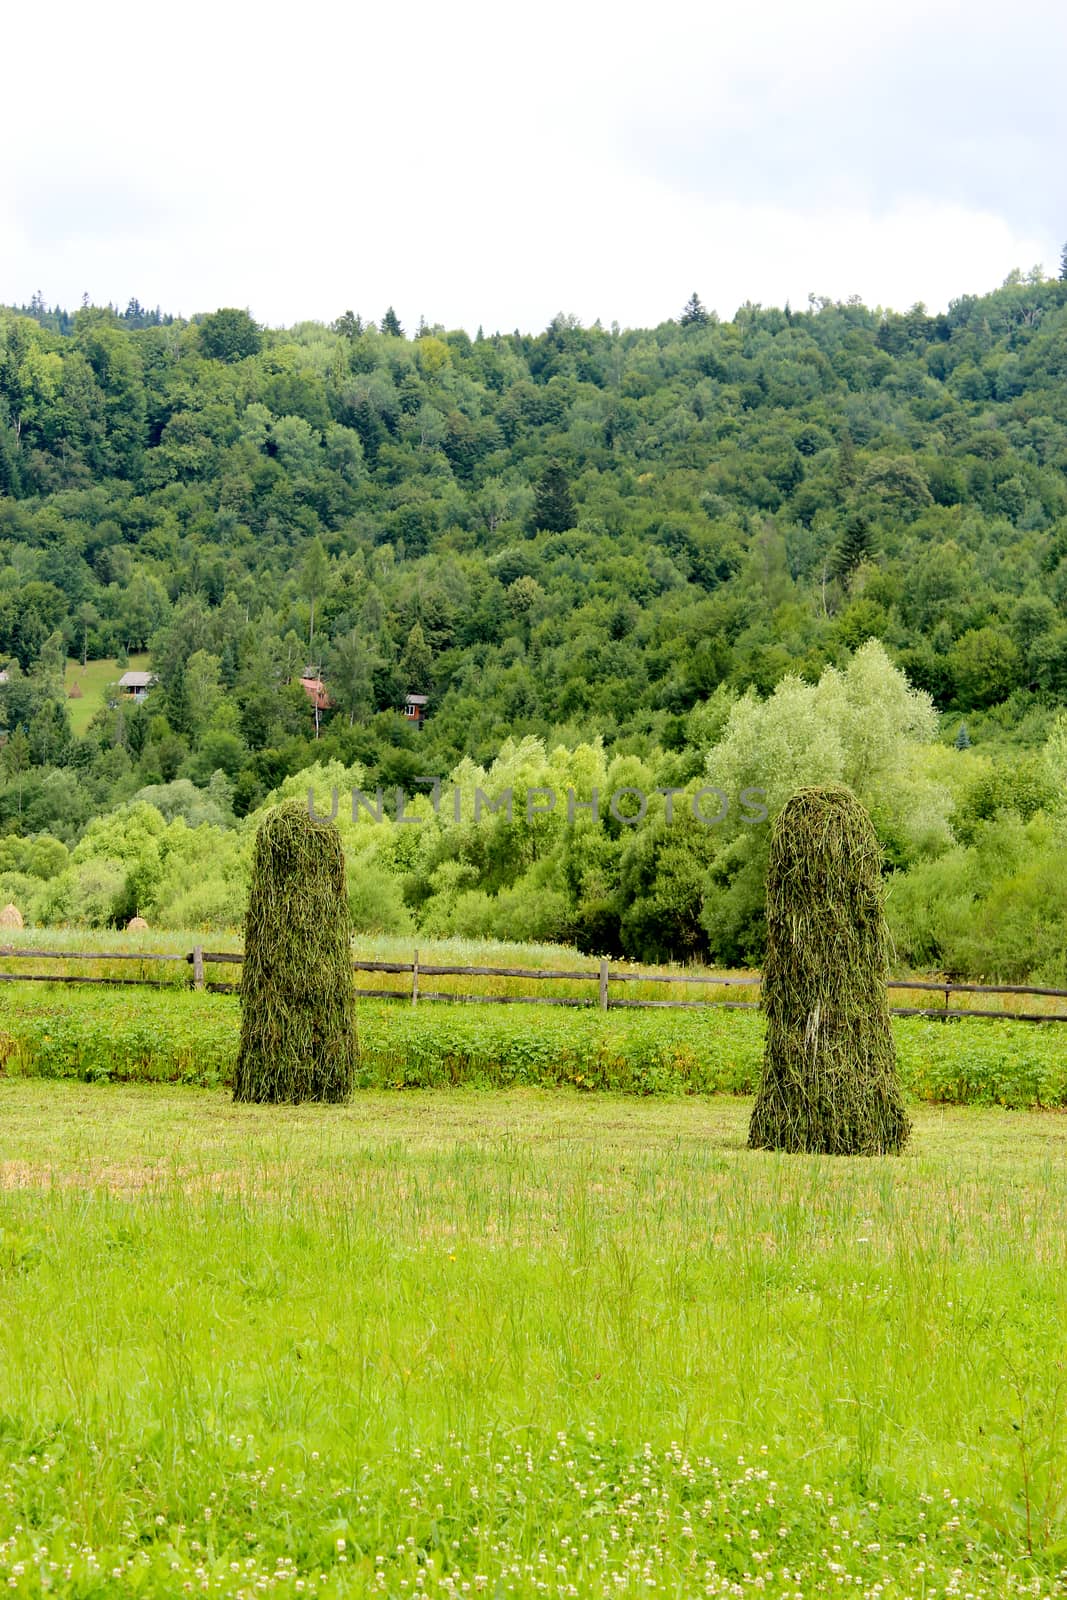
[1,278,1066,975]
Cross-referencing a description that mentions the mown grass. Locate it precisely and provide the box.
[0,1084,1066,1597]
[1,982,1066,1108]
[63,653,151,737]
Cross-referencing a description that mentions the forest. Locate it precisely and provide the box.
[1,272,1066,979]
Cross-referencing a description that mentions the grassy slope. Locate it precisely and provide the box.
[63,652,151,737]
[0,1083,1065,1596]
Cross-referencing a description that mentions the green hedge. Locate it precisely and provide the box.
[1,983,1065,1107]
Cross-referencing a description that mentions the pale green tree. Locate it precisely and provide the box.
[184,649,223,740]
[299,538,330,652]
[328,630,379,725]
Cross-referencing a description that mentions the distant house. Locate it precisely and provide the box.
[404,693,428,729]
[118,670,156,703]
[299,675,332,713]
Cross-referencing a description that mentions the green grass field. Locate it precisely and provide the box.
[1,1084,1065,1597]
[63,653,151,737]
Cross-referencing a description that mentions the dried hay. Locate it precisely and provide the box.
[0,904,23,929]
[233,800,357,1104]
[127,915,149,932]
[748,784,910,1156]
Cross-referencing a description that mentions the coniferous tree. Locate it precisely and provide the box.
[220,636,240,689]
[399,622,432,689]
[680,291,709,327]
[165,657,194,736]
[0,419,20,498]
[380,306,403,337]
[1060,242,1067,282]
[832,512,875,586]
[835,429,858,489]
[955,721,972,749]
[531,463,576,533]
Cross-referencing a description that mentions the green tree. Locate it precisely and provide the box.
[505,575,544,616]
[399,622,432,689]
[328,630,379,725]
[835,429,858,490]
[531,463,576,533]
[184,649,223,739]
[199,308,262,362]
[332,310,363,339]
[949,628,1021,709]
[832,512,875,587]
[380,307,403,338]
[680,292,710,327]
[165,657,195,736]
[2,728,31,818]
[299,538,330,653]
[28,699,72,766]
[76,601,99,667]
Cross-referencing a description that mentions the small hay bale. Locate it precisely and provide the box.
[233,799,357,1104]
[127,915,149,932]
[748,784,910,1156]
[68,681,84,699]
[0,903,23,929]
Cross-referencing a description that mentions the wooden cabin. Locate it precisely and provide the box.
[118,670,156,702]
[404,693,428,729]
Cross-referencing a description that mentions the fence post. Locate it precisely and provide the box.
[412,948,419,1006]
[599,958,609,1011]
[192,946,205,991]
[944,981,951,1015]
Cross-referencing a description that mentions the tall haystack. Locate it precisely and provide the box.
[748,784,910,1156]
[0,903,23,929]
[233,800,357,1104]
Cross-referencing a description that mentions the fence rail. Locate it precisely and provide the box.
[0,944,1065,1023]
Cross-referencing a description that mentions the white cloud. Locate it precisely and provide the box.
[1,0,1062,331]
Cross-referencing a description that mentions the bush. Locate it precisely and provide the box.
[2,986,1064,1109]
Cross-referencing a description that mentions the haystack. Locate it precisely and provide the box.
[68,681,84,699]
[127,915,149,932]
[0,903,23,929]
[233,800,357,1104]
[748,784,910,1156]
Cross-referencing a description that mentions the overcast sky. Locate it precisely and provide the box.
[3,0,1064,334]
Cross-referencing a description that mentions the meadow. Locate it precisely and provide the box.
[1,1084,1066,1598]
[2,929,1066,1595]
[62,653,152,738]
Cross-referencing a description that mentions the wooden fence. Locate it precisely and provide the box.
[1,945,1065,1023]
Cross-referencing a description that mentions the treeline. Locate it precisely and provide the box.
[1,645,1065,985]
[1,278,1066,972]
